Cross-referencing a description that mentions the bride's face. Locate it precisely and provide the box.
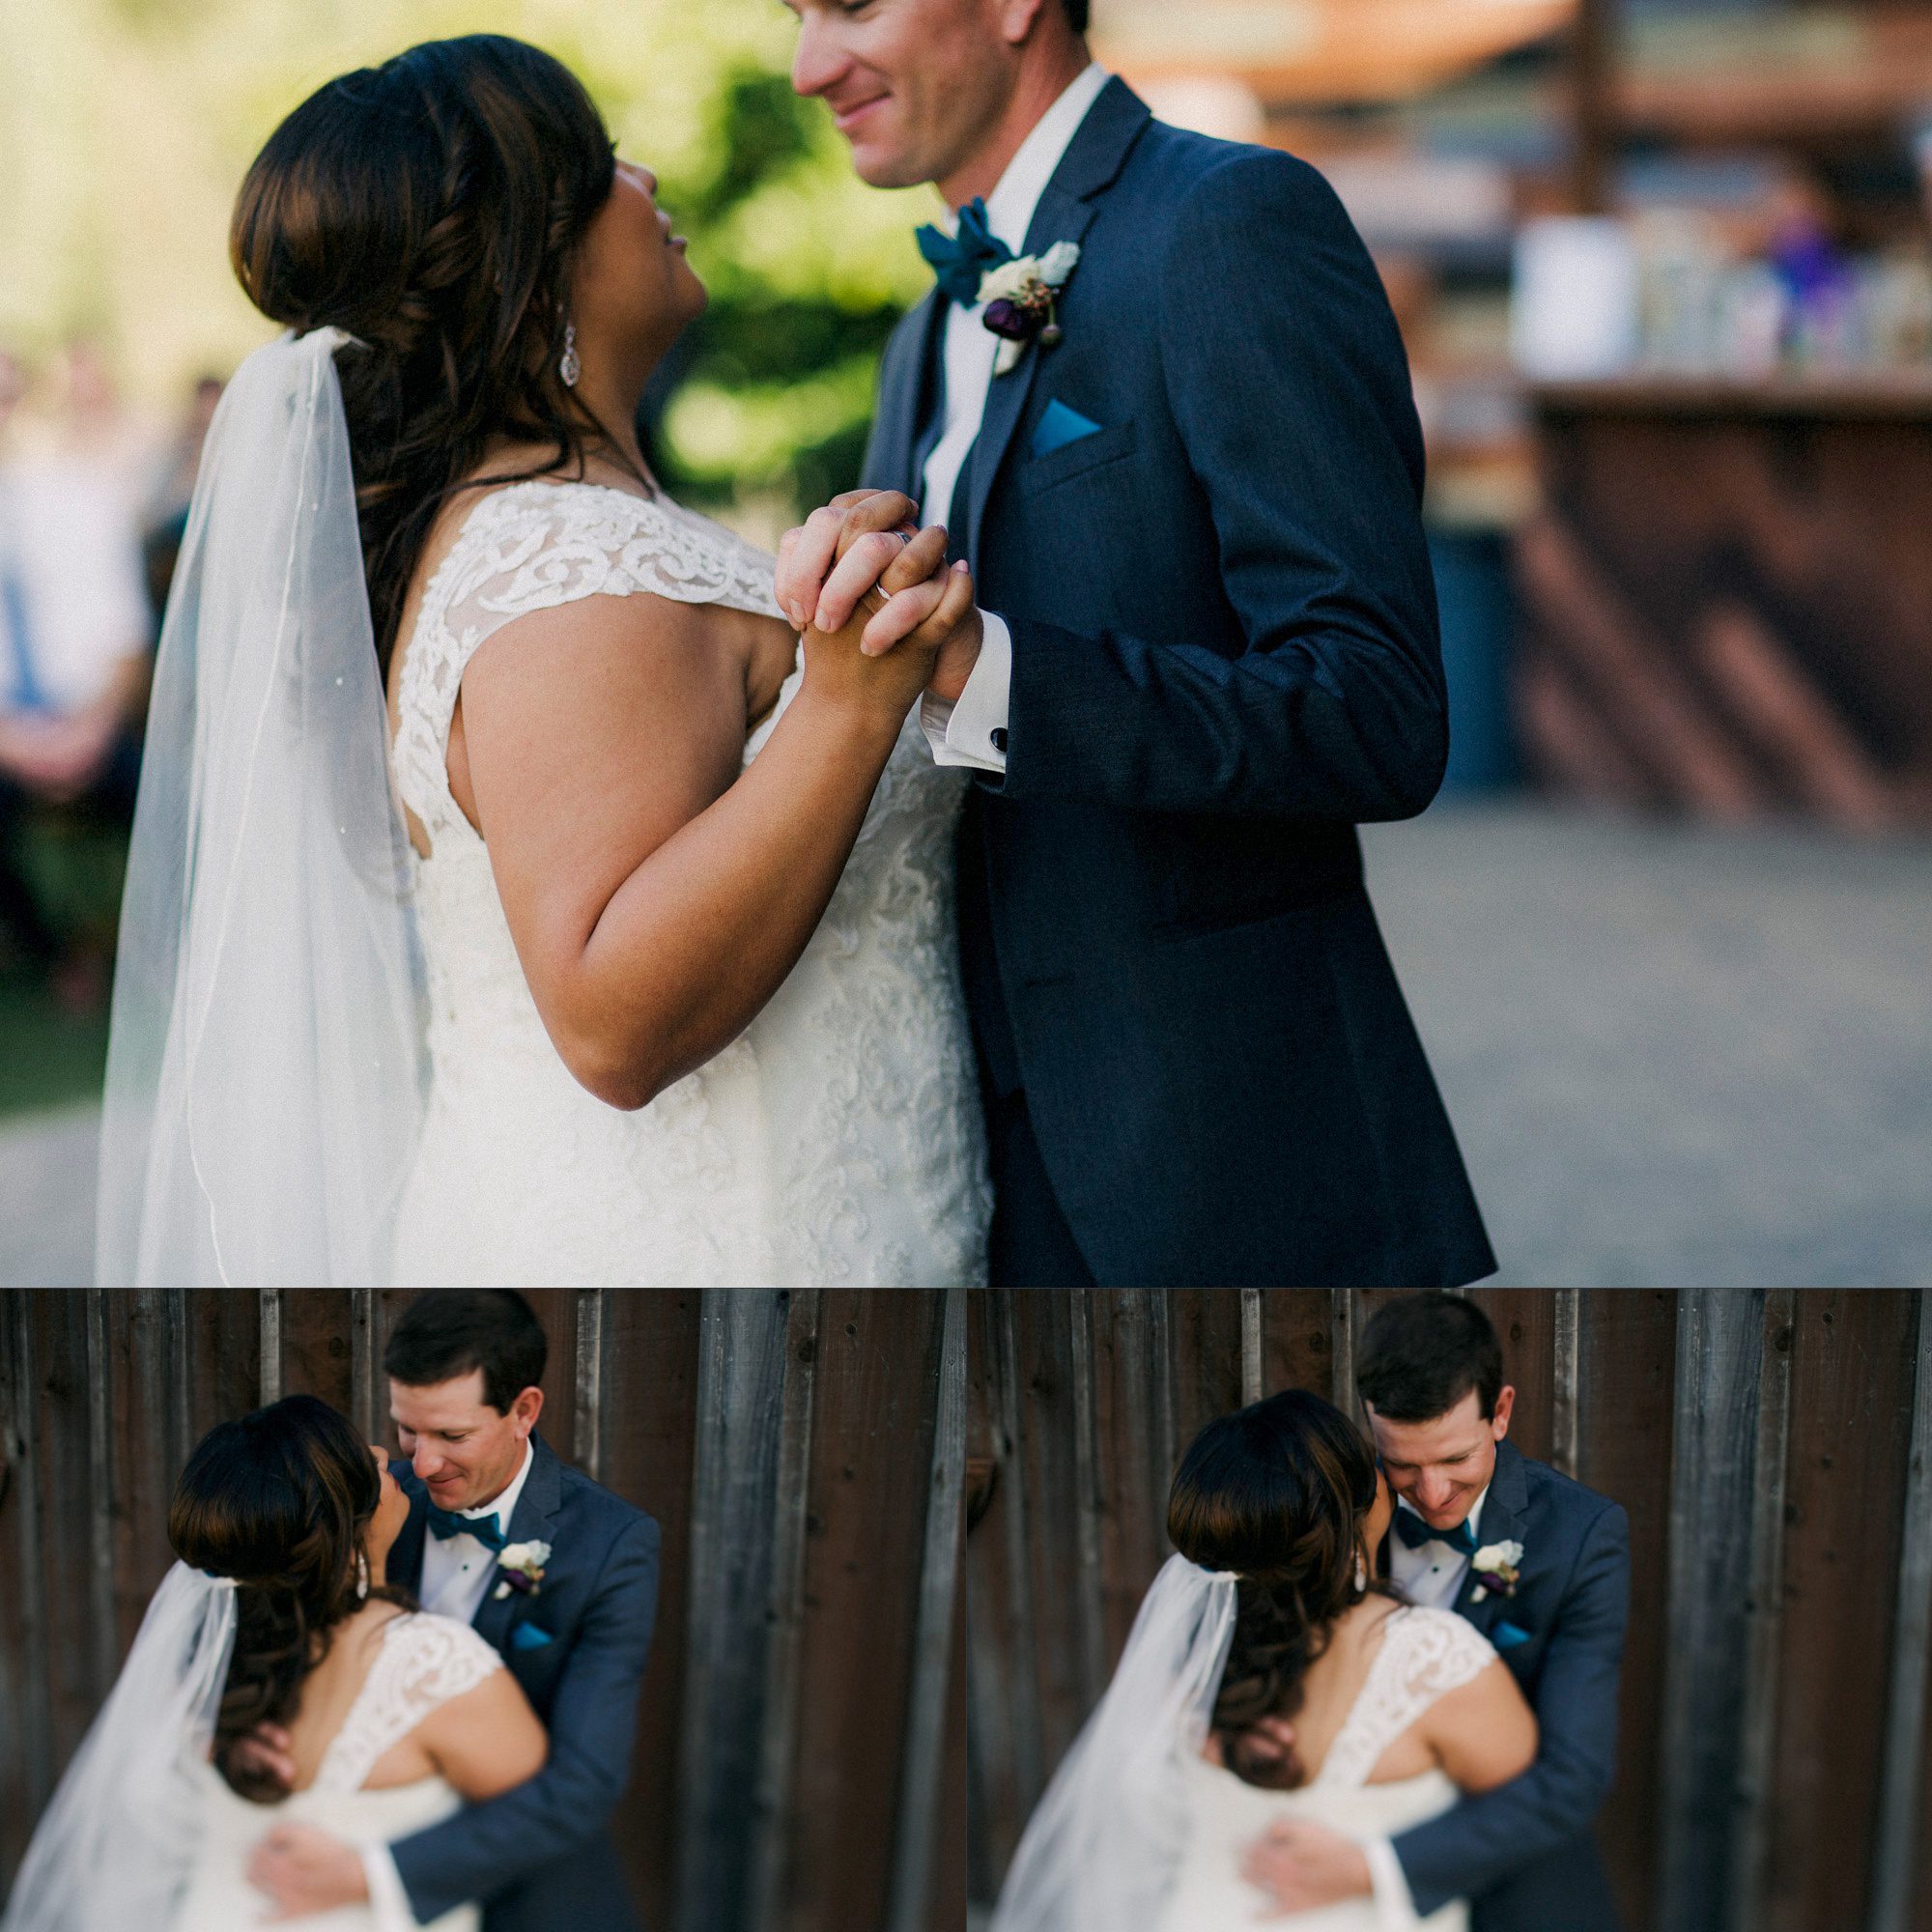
[366,1444,411,1567]
[570,157,707,384]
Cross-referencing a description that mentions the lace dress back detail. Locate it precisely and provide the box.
[311,1613,503,1794]
[1313,1605,1498,1789]
[385,479,990,1287]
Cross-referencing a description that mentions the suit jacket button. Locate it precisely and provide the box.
[991,727,1009,753]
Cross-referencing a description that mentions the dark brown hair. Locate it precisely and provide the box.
[230,35,622,670]
[1061,0,1091,33]
[168,1394,414,1803]
[384,1289,547,1413]
[1167,1389,1393,1790]
[1357,1291,1503,1423]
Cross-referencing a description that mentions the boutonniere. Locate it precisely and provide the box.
[493,1539,551,1602]
[980,242,1082,376]
[1469,1538,1523,1603]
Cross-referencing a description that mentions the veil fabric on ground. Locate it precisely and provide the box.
[987,1553,1238,1932]
[95,327,426,1287]
[0,1562,237,1932]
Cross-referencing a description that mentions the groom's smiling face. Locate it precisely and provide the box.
[389,1369,541,1513]
[784,0,1022,192]
[1365,1385,1515,1533]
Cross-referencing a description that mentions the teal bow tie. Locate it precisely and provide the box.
[426,1504,506,1552]
[916,197,1014,306]
[1394,1509,1479,1557]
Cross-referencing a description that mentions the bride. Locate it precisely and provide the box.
[95,33,991,1288]
[1,1395,539,1932]
[989,1389,1536,1932]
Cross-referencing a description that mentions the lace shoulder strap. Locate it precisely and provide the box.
[1314,1605,1498,1790]
[391,479,784,842]
[310,1612,503,1793]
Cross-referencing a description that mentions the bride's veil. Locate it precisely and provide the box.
[95,327,426,1287]
[988,1552,1238,1932]
[0,1562,238,1931]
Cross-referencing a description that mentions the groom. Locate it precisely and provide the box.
[777,0,1493,1288]
[1245,1293,1631,1930]
[244,1290,660,1931]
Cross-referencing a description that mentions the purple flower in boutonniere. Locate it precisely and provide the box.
[1469,1538,1523,1603]
[493,1539,551,1602]
[979,242,1082,377]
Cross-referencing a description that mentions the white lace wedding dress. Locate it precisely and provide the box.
[385,479,991,1286]
[1155,1605,1496,1932]
[171,1614,501,1932]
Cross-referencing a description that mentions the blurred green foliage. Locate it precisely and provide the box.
[0,0,936,520]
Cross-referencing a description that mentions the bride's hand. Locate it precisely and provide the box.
[779,490,985,706]
[799,524,978,724]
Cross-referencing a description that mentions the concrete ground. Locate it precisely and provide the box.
[4,802,1929,1287]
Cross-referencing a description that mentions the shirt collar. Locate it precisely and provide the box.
[981,62,1112,262]
[1395,1481,1491,1548]
[458,1438,534,1533]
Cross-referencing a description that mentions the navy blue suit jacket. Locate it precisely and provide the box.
[1391,1437,1631,1932]
[863,79,1493,1286]
[385,1434,661,1932]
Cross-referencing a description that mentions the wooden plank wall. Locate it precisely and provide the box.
[967,1289,1932,1932]
[0,1288,964,1932]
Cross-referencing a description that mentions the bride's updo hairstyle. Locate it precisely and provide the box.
[1167,1388,1393,1791]
[168,1394,412,1802]
[229,35,620,669]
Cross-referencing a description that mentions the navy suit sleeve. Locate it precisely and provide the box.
[388,1515,661,1922]
[999,149,1447,821]
[1393,1502,1631,1916]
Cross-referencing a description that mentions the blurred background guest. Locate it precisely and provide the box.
[0,343,154,1011]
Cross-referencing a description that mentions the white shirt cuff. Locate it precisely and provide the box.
[1365,1838,1424,1931]
[360,1844,422,1932]
[919,611,1010,772]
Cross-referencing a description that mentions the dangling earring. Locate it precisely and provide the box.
[355,1551,370,1603]
[559,322,581,389]
[1354,1549,1368,1595]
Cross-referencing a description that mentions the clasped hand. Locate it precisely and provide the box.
[776,490,983,709]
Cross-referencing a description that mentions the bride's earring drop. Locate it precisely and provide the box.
[559,322,582,389]
[355,1551,370,1603]
[1354,1549,1368,1595]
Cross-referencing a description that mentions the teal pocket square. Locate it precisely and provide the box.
[1032,399,1102,459]
[512,1622,555,1651]
[1494,1619,1531,1650]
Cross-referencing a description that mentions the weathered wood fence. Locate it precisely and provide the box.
[0,1288,965,1932]
[967,1289,1932,1932]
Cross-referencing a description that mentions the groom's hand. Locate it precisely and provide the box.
[248,1823,369,1919]
[777,491,983,705]
[1241,1819,1373,1918]
[230,1720,297,1793]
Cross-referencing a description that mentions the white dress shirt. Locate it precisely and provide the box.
[918,60,1112,774]
[359,1440,537,1928]
[1363,1484,1492,1929]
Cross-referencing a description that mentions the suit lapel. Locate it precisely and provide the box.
[389,1494,428,1599]
[1452,1437,1529,1637]
[471,1432,563,1653]
[872,292,946,501]
[964,78,1152,568]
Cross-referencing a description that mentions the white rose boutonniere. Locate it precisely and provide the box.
[978,242,1083,376]
[1469,1538,1523,1603]
[494,1539,552,1602]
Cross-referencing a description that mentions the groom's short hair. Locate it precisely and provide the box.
[385,1290,548,1413]
[1356,1292,1503,1422]
[1060,0,1091,32]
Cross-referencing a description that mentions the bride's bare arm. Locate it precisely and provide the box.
[412,1667,549,1803]
[1418,1659,1538,1792]
[454,523,972,1110]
